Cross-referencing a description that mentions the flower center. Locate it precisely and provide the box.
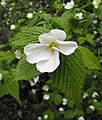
[47,41,59,51]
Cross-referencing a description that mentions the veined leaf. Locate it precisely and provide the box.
[12,57,40,81]
[0,75,20,104]
[50,49,85,104]
[79,46,100,69]
[10,27,49,47]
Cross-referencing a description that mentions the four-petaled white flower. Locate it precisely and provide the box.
[93,0,101,9]
[64,0,74,9]
[24,29,78,73]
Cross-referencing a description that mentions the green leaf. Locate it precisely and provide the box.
[50,49,86,104]
[52,17,70,34]
[0,75,20,104]
[79,46,100,69]
[86,34,95,45]
[52,93,62,105]
[12,57,40,81]
[10,26,49,48]
[96,4,102,20]
[64,110,74,119]
[44,109,55,120]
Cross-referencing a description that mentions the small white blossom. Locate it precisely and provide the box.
[93,99,97,102]
[43,94,50,100]
[14,50,21,59]
[26,13,33,19]
[42,85,49,91]
[31,89,36,94]
[38,116,42,120]
[0,73,3,81]
[93,19,98,24]
[1,0,6,7]
[64,0,74,9]
[83,92,88,99]
[93,0,101,9]
[29,2,33,6]
[89,105,95,111]
[93,31,97,35]
[24,29,78,73]
[78,116,85,120]
[39,10,42,13]
[92,92,99,98]
[93,75,97,78]
[59,107,64,111]
[29,76,39,86]
[76,12,83,20]
[44,115,48,119]
[10,25,16,30]
[62,98,67,105]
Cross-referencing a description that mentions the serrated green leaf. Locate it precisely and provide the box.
[10,27,49,47]
[52,17,70,34]
[50,49,85,104]
[0,75,20,104]
[13,57,40,81]
[79,46,100,69]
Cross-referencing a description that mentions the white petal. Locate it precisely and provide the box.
[36,51,60,73]
[53,40,78,55]
[24,44,51,64]
[50,29,66,41]
[39,33,55,44]
[24,44,43,55]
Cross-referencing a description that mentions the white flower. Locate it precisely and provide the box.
[59,107,64,111]
[92,92,99,98]
[93,19,98,24]
[64,0,74,9]
[29,76,39,86]
[14,50,21,59]
[44,115,48,119]
[26,13,33,19]
[10,25,16,30]
[78,116,85,120]
[83,92,88,99]
[89,105,95,111]
[62,98,67,105]
[24,29,78,73]
[42,85,49,91]
[93,0,101,9]
[76,12,83,20]
[0,73,3,81]
[43,94,50,100]
[31,89,36,94]
[38,116,42,120]
[1,0,6,7]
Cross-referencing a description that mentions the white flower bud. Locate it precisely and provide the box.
[92,92,99,98]
[89,105,95,111]
[43,94,50,100]
[0,73,3,81]
[31,89,36,94]
[59,107,64,111]
[83,92,88,99]
[76,12,83,20]
[26,13,33,19]
[62,98,67,105]
[42,85,49,91]
[14,50,21,59]
[44,114,48,119]
[93,0,101,9]
[10,25,16,30]
[78,116,85,120]
[64,0,74,9]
